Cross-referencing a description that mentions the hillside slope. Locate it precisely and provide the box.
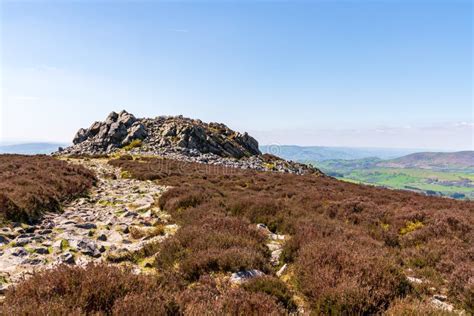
[260,145,419,161]
[2,155,473,314]
[314,153,474,200]
[378,151,473,170]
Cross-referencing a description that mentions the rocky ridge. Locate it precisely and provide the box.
[58,111,320,175]
[64,110,260,158]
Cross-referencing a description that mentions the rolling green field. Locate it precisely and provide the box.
[313,159,474,200]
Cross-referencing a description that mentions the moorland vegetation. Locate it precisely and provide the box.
[2,154,472,314]
[0,155,96,223]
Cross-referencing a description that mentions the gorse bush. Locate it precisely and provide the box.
[121,139,142,151]
[0,155,96,223]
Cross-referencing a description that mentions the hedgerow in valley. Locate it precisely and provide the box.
[0,155,96,223]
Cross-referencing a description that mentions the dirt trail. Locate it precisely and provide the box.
[0,159,173,295]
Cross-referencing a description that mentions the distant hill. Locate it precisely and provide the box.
[378,151,474,170]
[313,151,474,200]
[0,143,67,155]
[260,145,422,162]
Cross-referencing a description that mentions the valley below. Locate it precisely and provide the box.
[316,159,474,200]
[269,148,474,200]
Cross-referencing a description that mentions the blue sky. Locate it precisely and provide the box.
[1,0,472,150]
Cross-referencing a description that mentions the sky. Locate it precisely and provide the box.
[0,0,472,150]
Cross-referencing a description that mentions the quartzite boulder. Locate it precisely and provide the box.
[72,110,148,151]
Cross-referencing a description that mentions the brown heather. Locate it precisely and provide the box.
[2,263,284,315]
[2,155,473,315]
[109,156,473,314]
[0,155,96,223]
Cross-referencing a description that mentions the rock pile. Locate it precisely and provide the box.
[71,111,147,153]
[58,110,322,175]
[141,115,261,158]
[63,111,260,158]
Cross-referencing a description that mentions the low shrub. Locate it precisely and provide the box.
[155,213,269,280]
[177,276,285,315]
[242,276,297,311]
[295,233,411,314]
[385,298,457,315]
[5,155,472,314]
[1,264,285,315]
[129,224,165,240]
[1,264,176,315]
[0,155,96,223]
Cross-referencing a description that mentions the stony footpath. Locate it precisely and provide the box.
[0,159,172,296]
[228,223,310,314]
[229,223,287,284]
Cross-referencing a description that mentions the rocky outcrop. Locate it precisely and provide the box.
[66,111,260,159]
[72,111,147,152]
[58,110,322,175]
[142,116,261,158]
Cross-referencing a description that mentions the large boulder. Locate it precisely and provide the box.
[105,111,119,125]
[88,121,103,137]
[122,122,148,146]
[117,110,136,128]
[107,122,128,144]
[73,128,88,145]
[69,110,147,152]
[235,132,260,156]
